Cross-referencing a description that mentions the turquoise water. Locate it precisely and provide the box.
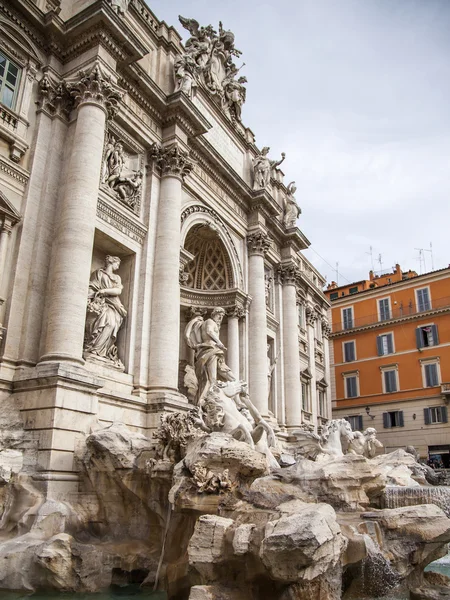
[0,589,167,600]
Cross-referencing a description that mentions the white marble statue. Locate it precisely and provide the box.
[102,135,142,210]
[222,75,247,121]
[174,54,198,97]
[283,181,301,228]
[185,307,235,406]
[293,418,354,461]
[84,255,127,370]
[252,147,285,190]
[348,427,383,458]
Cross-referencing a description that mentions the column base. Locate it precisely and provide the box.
[38,352,85,367]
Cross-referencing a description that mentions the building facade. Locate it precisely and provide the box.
[0,0,330,500]
[325,265,450,465]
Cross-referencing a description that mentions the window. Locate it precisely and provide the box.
[298,303,304,328]
[343,340,356,362]
[330,292,338,301]
[383,410,404,428]
[345,415,363,431]
[344,374,359,398]
[349,286,358,294]
[378,298,391,321]
[377,333,394,356]
[416,325,438,349]
[416,288,431,312]
[0,52,20,110]
[423,362,439,387]
[301,381,311,412]
[383,369,398,393]
[424,406,448,425]
[342,307,353,330]
[318,389,327,417]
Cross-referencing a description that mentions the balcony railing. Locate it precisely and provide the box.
[332,295,450,333]
[441,383,450,396]
[0,106,18,130]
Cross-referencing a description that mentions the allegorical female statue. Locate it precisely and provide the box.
[84,255,127,370]
[252,147,285,190]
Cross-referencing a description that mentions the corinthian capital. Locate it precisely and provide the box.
[38,74,72,120]
[67,62,124,120]
[150,143,193,181]
[247,231,272,256]
[278,263,300,286]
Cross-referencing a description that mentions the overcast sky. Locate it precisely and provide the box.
[147,0,450,287]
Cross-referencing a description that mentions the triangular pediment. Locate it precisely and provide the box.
[0,190,21,224]
[301,367,313,381]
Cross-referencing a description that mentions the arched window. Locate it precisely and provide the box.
[184,224,234,290]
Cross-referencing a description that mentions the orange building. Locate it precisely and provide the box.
[324,264,450,465]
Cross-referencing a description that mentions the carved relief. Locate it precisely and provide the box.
[177,16,247,122]
[150,143,193,180]
[84,255,127,370]
[101,133,143,213]
[252,147,285,190]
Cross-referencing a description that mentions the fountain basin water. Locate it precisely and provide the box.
[381,485,450,517]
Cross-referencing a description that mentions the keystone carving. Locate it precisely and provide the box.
[68,62,125,120]
[150,143,194,180]
[247,231,271,256]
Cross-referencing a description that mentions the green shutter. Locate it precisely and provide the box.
[376,336,383,356]
[424,408,431,425]
[415,328,423,349]
[442,406,448,423]
[398,411,404,427]
[383,412,390,428]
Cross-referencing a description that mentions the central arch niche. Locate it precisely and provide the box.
[184,224,234,291]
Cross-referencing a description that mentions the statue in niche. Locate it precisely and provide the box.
[267,344,278,407]
[252,147,285,190]
[283,181,301,228]
[101,135,142,210]
[84,255,127,370]
[185,307,235,406]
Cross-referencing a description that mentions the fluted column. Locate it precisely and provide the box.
[322,319,332,418]
[247,231,271,414]
[305,304,318,425]
[279,264,302,428]
[40,63,124,365]
[148,144,193,391]
[227,304,245,379]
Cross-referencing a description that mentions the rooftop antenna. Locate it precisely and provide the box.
[366,246,375,271]
[335,261,339,286]
[415,245,434,274]
[377,253,383,273]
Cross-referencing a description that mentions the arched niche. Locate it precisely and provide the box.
[180,204,243,290]
[184,224,233,291]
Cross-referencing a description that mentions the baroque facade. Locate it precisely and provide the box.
[0,0,330,500]
[325,264,450,465]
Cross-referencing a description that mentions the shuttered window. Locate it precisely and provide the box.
[383,410,404,428]
[378,298,391,321]
[343,341,356,362]
[424,406,448,424]
[345,415,363,431]
[383,370,398,393]
[342,307,353,330]
[416,288,431,312]
[424,363,439,387]
[345,376,358,398]
[416,325,439,348]
[377,333,394,356]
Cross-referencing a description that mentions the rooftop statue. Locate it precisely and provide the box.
[252,147,286,190]
[283,181,301,228]
[177,16,247,121]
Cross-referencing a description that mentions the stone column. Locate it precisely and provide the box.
[279,264,302,428]
[322,319,332,418]
[0,219,13,293]
[40,63,123,365]
[247,231,271,415]
[148,144,193,393]
[227,304,245,379]
[306,304,318,426]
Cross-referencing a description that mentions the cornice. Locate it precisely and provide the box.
[163,91,211,138]
[180,287,251,311]
[330,304,450,338]
[0,2,47,56]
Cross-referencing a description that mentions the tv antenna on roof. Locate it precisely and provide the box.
[415,243,434,274]
[335,261,339,286]
[366,246,375,271]
[377,253,383,273]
